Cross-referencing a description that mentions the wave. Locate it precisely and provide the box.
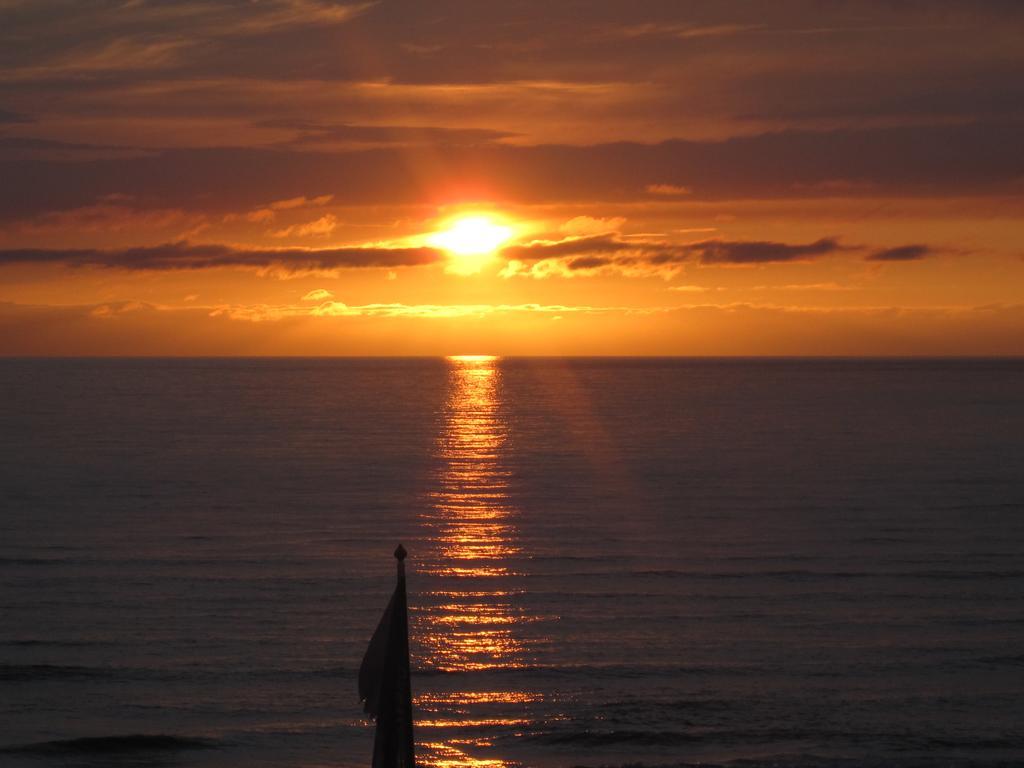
[0,557,84,566]
[533,724,1024,754]
[593,569,875,581]
[412,662,763,678]
[313,664,353,677]
[946,618,1024,627]
[977,654,1024,667]
[0,663,196,682]
[0,664,111,681]
[566,759,1014,768]
[911,569,1024,580]
[609,568,1024,581]
[540,728,702,746]
[0,639,107,647]
[0,734,217,754]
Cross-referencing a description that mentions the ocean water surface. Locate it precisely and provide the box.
[1,357,1023,768]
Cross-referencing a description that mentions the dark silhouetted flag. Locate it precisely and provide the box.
[359,544,415,768]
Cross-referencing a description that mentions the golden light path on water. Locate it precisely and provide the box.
[416,355,540,768]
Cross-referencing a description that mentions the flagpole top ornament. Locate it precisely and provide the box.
[394,544,407,561]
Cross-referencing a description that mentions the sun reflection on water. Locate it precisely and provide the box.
[417,355,539,768]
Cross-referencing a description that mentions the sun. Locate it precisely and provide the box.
[428,215,513,274]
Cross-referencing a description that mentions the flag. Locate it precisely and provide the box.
[359,544,415,768]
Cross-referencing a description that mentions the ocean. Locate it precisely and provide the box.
[1,357,1023,768]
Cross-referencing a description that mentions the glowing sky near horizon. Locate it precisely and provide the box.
[1,0,1023,355]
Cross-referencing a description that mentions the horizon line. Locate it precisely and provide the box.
[2,354,1023,361]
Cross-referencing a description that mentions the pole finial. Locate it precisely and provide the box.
[394,543,407,561]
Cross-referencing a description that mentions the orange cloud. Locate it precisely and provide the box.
[270,214,338,238]
[559,216,627,236]
[646,184,692,196]
[235,195,335,224]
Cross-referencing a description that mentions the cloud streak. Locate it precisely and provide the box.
[260,119,516,148]
[500,234,849,277]
[0,240,441,274]
[866,244,936,261]
[692,237,845,264]
[214,300,656,322]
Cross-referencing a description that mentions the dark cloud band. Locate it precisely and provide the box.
[0,241,442,272]
[2,121,1022,220]
[694,238,844,264]
[503,235,846,268]
[866,244,935,262]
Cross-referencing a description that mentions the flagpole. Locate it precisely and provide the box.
[359,544,416,768]
[393,544,414,768]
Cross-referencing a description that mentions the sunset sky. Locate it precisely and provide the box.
[2,0,1023,355]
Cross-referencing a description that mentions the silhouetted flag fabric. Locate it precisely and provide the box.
[359,544,415,768]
